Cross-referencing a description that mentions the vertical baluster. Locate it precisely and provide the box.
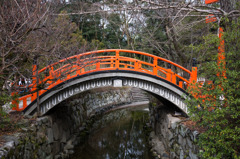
[111,57,114,68]
[23,98,27,110]
[179,81,183,88]
[67,74,71,80]
[115,50,119,69]
[76,56,81,75]
[76,68,81,75]
[31,63,37,102]
[190,67,198,84]
[81,68,85,73]
[153,57,158,75]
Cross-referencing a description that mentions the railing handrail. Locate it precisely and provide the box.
[38,49,193,75]
[12,49,197,111]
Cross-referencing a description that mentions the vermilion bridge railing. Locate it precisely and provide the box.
[12,49,197,111]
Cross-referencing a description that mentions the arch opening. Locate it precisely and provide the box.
[23,71,189,116]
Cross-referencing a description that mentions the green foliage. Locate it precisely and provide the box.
[0,89,19,131]
[53,10,87,53]
[89,39,105,50]
[187,18,240,159]
[102,13,127,49]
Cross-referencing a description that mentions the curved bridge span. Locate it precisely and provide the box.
[12,49,197,115]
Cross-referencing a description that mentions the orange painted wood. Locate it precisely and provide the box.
[12,49,197,111]
[218,27,226,78]
[31,65,37,102]
[206,14,217,23]
[153,57,158,75]
[115,50,120,69]
[166,69,172,81]
[190,67,198,83]
[179,81,183,88]
[205,0,219,4]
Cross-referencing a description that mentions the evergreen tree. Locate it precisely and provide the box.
[102,13,127,49]
[187,17,240,159]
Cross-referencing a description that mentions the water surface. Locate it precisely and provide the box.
[71,108,152,159]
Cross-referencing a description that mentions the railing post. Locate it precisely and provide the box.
[190,67,198,83]
[31,63,37,102]
[76,68,81,75]
[76,56,81,75]
[190,58,198,83]
[50,66,54,78]
[47,66,54,86]
[166,63,172,82]
[67,74,71,80]
[218,27,226,78]
[56,78,61,85]
[111,57,114,68]
[179,81,183,88]
[81,68,85,73]
[115,50,120,69]
[23,98,27,110]
[153,57,158,75]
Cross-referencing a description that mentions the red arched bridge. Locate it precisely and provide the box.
[12,49,197,115]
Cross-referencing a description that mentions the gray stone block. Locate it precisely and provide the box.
[46,144,52,155]
[173,143,180,155]
[47,128,54,144]
[52,141,60,155]
[193,131,199,141]
[170,151,177,159]
[187,137,193,148]
[178,134,183,145]
[180,125,187,137]
[46,154,53,159]
[60,131,67,143]
[54,154,61,159]
[68,150,74,154]
[180,149,184,159]
[53,123,59,141]
[168,129,173,141]
[42,116,49,123]
[189,149,198,159]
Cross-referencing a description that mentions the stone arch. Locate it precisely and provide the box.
[23,70,189,115]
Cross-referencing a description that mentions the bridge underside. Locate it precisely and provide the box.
[23,71,189,116]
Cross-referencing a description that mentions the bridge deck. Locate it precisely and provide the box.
[12,49,197,111]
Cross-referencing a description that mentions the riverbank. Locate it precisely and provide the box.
[0,88,201,159]
[0,87,150,158]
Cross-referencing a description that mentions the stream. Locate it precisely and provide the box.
[70,106,152,159]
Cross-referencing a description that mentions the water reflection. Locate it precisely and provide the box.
[71,108,152,159]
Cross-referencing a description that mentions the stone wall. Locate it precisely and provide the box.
[149,103,199,159]
[0,87,133,159]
